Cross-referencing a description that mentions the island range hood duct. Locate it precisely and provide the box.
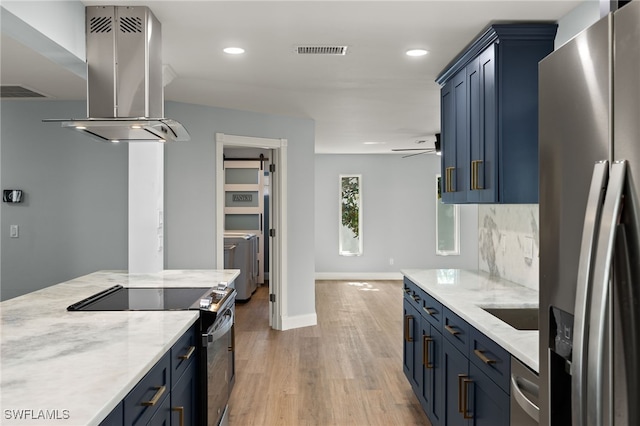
[44,6,189,142]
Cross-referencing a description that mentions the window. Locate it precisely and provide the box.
[436,175,460,255]
[339,174,363,256]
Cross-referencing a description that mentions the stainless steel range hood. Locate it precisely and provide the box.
[45,6,189,142]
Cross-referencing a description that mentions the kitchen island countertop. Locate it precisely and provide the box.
[0,269,239,425]
[402,269,539,373]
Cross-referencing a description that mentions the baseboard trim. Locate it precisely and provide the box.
[281,313,318,330]
[315,272,403,281]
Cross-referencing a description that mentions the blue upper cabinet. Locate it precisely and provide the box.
[441,72,469,203]
[437,24,557,204]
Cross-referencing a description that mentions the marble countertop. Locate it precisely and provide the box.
[401,269,539,373]
[0,269,240,425]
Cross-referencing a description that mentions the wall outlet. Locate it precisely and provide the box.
[524,236,534,260]
[389,258,394,266]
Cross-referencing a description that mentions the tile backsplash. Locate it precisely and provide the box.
[478,204,539,290]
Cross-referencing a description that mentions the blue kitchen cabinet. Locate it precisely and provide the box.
[171,358,198,426]
[403,277,510,426]
[420,317,444,425]
[437,24,557,204]
[467,46,497,203]
[145,394,171,426]
[469,362,510,426]
[442,332,510,426]
[443,337,470,426]
[124,352,171,425]
[441,71,468,203]
[100,324,199,426]
[403,298,421,391]
[99,402,124,426]
[403,278,443,425]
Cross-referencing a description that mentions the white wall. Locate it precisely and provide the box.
[0,1,86,77]
[315,153,478,278]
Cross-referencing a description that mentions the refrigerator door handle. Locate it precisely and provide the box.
[587,160,627,426]
[572,160,609,426]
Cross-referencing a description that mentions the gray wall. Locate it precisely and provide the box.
[0,101,128,300]
[315,154,478,274]
[555,0,600,49]
[164,101,316,318]
[1,100,316,322]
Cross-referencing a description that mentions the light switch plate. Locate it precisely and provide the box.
[10,225,19,238]
[524,235,534,260]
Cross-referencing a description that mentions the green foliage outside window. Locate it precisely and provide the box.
[341,177,360,237]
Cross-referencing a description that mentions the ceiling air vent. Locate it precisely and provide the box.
[296,46,348,55]
[1,85,47,99]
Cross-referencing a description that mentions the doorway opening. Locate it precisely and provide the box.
[215,133,288,330]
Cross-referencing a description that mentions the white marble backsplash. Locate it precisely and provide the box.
[478,204,539,290]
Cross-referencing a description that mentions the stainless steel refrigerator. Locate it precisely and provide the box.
[539,2,640,425]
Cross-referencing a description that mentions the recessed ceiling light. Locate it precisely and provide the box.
[223,47,245,55]
[363,141,386,145]
[406,49,428,57]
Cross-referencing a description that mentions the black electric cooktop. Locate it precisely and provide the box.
[67,285,232,312]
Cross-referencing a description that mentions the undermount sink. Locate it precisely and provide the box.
[481,307,539,330]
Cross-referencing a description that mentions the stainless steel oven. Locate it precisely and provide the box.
[200,293,235,426]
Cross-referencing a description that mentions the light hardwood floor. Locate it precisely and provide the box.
[228,280,431,425]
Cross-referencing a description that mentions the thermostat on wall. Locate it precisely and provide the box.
[3,190,23,203]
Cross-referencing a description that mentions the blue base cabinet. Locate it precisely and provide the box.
[403,278,510,426]
[437,24,557,204]
[99,324,200,426]
[403,278,444,425]
[443,338,469,426]
[421,317,444,425]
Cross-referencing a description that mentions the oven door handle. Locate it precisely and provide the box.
[203,309,234,345]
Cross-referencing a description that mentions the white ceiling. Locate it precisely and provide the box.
[1,1,583,154]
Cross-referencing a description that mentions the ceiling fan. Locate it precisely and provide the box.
[392,133,441,158]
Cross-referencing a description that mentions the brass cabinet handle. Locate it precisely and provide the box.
[141,385,166,407]
[445,324,460,335]
[445,168,449,192]
[458,374,466,413]
[474,349,496,364]
[471,160,484,190]
[463,378,473,419]
[423,336,434,369]
[411,294,421,302]
[404,315,414,342]
[403,287,411,293]
[476,160,484,190]
[423,306,436,316]
[172,406,185,426]
[445,167,456,192]
[178,346,195,361]
[470,161,475,190]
